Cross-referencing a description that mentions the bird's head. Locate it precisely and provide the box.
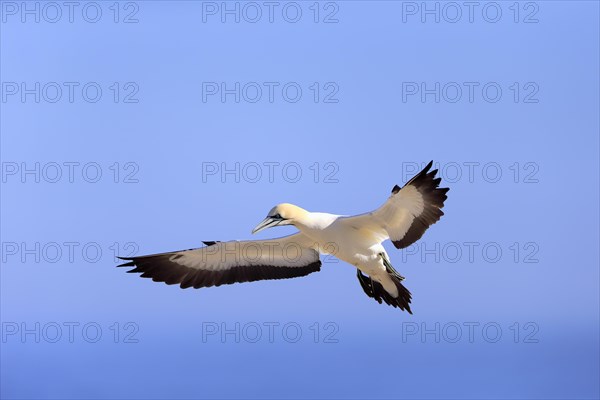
[251,203,307,234]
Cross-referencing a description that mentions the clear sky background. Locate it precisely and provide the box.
[1,1,599,399]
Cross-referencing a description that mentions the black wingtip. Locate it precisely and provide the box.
[116,261,135,268]
[116,255,136,267]
[419,160,433,177]
[404,160,434,187]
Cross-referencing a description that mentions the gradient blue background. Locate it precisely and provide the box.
[1,1,599,399]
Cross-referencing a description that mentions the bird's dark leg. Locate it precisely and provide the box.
[379,252,405,281]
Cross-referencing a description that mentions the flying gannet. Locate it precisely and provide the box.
[118,161,449,313]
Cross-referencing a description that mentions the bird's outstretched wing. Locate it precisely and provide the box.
[340,161,449,248]
[378,160,449,248]
[117,233,321,289]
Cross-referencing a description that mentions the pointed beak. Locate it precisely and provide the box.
[252,217,281,234]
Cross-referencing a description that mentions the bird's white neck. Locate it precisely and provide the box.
[293,211,338,232]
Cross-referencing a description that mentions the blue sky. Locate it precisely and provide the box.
[1,1,599,399]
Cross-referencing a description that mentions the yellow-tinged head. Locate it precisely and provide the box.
[251,203,309,234]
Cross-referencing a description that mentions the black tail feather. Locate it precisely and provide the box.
[356,253,412,313]
[357,269,413,314]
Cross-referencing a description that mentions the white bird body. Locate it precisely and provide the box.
[291,212,398,296]
[118,161,449,313]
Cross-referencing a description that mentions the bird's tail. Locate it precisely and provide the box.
[357,253,412,313]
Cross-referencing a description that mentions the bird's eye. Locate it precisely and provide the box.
[273,213,282,219]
